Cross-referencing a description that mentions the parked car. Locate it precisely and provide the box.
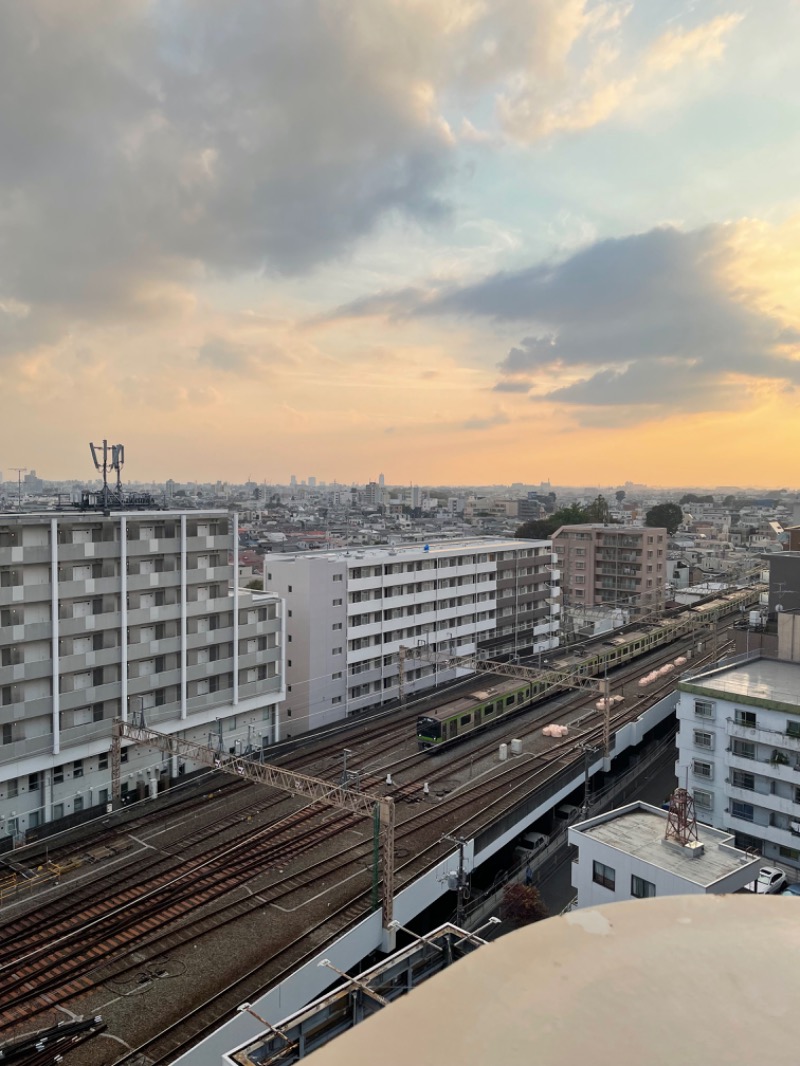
[514,830,550,863]
[554,804,581,825]
[748,867,788,894]
[782,882,800,896]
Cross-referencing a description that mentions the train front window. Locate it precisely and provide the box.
[418,717,441,738]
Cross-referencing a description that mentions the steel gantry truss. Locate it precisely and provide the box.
[111,721,396,929]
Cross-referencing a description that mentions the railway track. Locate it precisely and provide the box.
[0,621,737,1062]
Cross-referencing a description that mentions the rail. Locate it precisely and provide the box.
[112,721,396,928]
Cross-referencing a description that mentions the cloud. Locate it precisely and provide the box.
[333,222,800,423]
[0,1,458,356]
[492,379,531,393]
[461,411,511,431]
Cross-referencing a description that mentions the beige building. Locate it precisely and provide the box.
[552,524,667,617]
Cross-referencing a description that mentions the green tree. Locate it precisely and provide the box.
[515,502,592,539]
[245,578,264,591]
[645,502,683,534]
[501,882,549,927]
[585,494,611,523]
[615,490,626,504]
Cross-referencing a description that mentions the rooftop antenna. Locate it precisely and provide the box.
[111,444,124,494]
[90,439,125,509]
[10,468,27,512]
[89,440,111,510]
[664,787,698,846]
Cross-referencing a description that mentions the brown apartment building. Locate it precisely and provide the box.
[552,524,667,617]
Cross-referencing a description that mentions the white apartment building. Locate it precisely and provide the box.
[0,510,284,843]
[265,538,560,735]
[569,802,759,908]
[676,614,800,871]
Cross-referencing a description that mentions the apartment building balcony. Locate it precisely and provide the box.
[726,748,800,781]
[0,734,58,767]
[726,718,800,752]
[1,621,52,646]
[55,541,122,563]
[58,613,122,638]
[57,575,122,599]
[238,676,282,704]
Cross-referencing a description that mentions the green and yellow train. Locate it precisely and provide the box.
[416,585,759,750]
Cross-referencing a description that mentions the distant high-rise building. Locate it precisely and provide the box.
[308,477,317,489]
[379,473,385,488]
[290,474,297,488]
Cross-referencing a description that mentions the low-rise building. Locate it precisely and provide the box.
[568,801,760,908]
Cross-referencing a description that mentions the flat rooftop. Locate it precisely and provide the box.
[570,803,757,887]
[302,897,800,1066]
[679,655,800,713]
[267,537,551,563]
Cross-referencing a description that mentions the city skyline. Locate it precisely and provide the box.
[2,2,800,484]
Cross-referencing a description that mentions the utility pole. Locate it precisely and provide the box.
[442,834,469,928]
[10,468,27,511]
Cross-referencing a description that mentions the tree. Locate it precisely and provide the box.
[245,579,264,591]
[501,882,549,927]
[516,504,583,539]
[584,494,611,523]
[644,502,683,534]
[615,490,626,504]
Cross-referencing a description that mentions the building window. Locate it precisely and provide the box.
[333,599,343,607]
[694,789,713,810]
[694,700,714,719]
[28,772,39,792]
[592,860,616,891]
[734,709,757,728]
[332,672,342,680]
[693,730,714,750]
[731,738,755,760]
[332,696,342,704]
[74,795,84,812]
[288,585,292,593]
[631,875,656,899]
[692,759,713,780]
[73,760,83,778]
[332,622,343,631]
[53,767,64,785]
[1,723,11,745]
[732,770,755,791]
[787,721,800,739]
[333,574,343,582]
[731,800,754,822]
[779,845,800,862]
[98,753,108,771]
[332,647,342,655]
[7,779,18,799]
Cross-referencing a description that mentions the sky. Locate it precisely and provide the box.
[2,0,800,487]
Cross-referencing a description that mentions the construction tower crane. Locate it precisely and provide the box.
[111,721,396,931]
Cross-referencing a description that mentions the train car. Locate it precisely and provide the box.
[417,583,764,751]
[417,678,533,750]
